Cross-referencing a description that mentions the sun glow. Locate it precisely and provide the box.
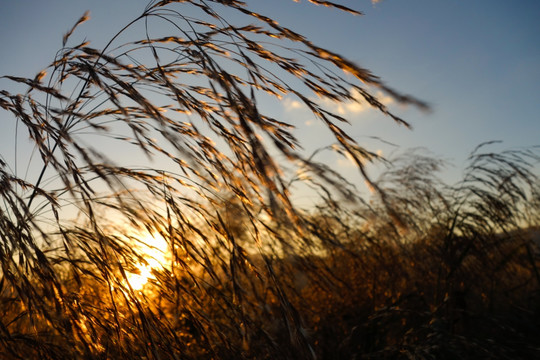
[125,232,169,291]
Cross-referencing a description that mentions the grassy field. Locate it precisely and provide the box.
[1,1,539,359]
[1,143,538,359]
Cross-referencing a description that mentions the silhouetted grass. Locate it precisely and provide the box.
[1,1,539,359]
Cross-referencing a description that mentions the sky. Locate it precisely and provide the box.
[1,0,539,197]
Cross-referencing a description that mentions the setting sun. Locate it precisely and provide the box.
[126,232,169,291]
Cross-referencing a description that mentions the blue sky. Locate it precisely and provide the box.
[1,0,539,193]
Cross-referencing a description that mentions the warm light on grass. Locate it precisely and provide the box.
[2,0,537,357]
[126,232,168,291]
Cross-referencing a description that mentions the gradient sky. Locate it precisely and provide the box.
[1,0,539,192]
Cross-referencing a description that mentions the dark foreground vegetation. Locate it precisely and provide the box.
[1,1,539,359]
[1,143,539,359]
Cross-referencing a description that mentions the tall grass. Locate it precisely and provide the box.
[0,1,538,359]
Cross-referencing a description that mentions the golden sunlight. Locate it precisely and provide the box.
[126,232,169,291]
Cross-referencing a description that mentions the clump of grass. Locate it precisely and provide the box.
[292,144,540,359]
[0,1,424,358]
[0,1,538,359]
